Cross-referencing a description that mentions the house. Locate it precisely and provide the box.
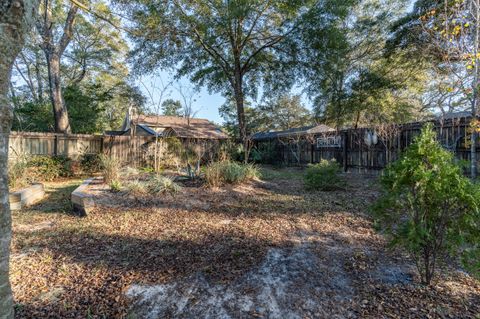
[251,124,337,165]
[106,112,228,140]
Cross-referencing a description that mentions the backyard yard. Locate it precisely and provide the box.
[9,167,480,318]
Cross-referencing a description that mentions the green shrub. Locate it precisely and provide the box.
[110,180,122,192]
[372,124,480,284]
[28,155,73,181]
[80,153,102,174]
[99,155,120,184]
[8,155,30,189]
[304,159,345,191]
[147,174,181,195]
[222,161,245,183]
[205,161,259,187]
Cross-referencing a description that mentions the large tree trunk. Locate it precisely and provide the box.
[38,2,77,134]
[233,68,247,162]
[46,52,71,133]
[35,49,44,103]
[0,2,39,318]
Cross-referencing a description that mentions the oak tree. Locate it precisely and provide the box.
[120,0,316,159]
[0,2,39,318]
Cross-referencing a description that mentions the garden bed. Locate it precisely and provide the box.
[9,183,45,210]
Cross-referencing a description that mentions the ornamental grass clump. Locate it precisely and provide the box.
[99,155,120,184]
[147,174,181,195]
[124,179,147,196]
[304,159,346,191]
[373,123,480,285]
[205,161,259,187]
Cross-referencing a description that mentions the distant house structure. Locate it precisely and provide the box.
[251,113,478,170]
[106,112,228,140]
[251,124,337,164]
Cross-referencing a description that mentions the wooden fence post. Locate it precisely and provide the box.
[310,143,314,163]
[342,131,348,172]
[100,136,104,154]
[54,134,58,156]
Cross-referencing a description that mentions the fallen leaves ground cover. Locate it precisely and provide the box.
[10,167,480,318]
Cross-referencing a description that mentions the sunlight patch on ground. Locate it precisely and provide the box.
[126,231,355,319]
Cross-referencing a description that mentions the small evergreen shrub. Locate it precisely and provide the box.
[222,161,246,183]
[304,159,345,191]
[99,155,120,184]
[8,155,30,189]
[373,124,480,284]
[80,153,102,174]
[138,166,154,173]
[205,161,259,187]
[28,155,73,181]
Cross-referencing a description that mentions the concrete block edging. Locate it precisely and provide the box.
[9,183,45,210]
[71,178,98,216]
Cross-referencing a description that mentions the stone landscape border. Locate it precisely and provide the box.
[71,178,98,216]
[10,183,45,210]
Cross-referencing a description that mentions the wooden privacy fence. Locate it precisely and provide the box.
[8,131,155,166]
[253,117,476,171]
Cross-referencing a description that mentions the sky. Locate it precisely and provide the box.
[138,71,312,125]
[138,71,227,125]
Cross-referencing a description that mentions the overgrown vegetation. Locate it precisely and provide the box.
[304,159,346,191]
[8,154,30,189]
[80,153,102,174]
[99,155,120,184]
[122,174,181,196]
[28,155,74,181]
[205,161,259,187]
[373,124,480,284]
[8,154,75,189]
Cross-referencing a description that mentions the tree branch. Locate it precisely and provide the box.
[58,5,78,56]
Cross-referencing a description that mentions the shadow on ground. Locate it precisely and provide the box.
[22,180,81,214]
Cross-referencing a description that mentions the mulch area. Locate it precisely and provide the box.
[10,169,480,318]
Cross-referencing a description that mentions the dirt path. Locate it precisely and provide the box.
[126,218,414,319]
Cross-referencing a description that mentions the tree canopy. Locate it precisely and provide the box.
[10,0,145,134]
[161,98,183,117]
[119,0,349,150]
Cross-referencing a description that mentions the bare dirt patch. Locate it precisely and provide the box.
[127,227,357,319]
